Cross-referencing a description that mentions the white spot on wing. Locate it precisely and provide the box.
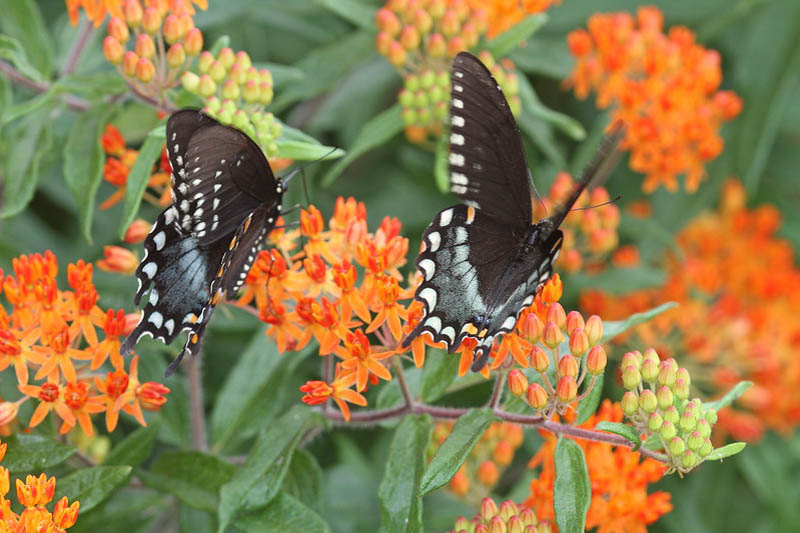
[439,208,454,226]
[449,153,465,166]
[428,231,441,252]
[451,115,465,127]
[153,231,166,251]
[142,262,157,279]
[441,326,456,343]
[452,172,468,185]
[501,316,517,331]
[451,185,467,194]
[453,98,463,109]
[418,258,435,281]
[149,289,159,305]
[450,133,465,145]
[419,287,437,311]
[164,319,175,335]
[425,316,442,332]
[148,311,163,328]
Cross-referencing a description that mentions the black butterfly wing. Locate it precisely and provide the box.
[121,206,227,354]
[220,204,279,298]
[448,52,532,228]
[167,110,280,246]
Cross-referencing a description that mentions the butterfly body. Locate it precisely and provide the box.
[403,52,621,371]
[122,110,285,374]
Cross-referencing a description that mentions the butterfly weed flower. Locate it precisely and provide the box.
[566,6,742,193]
[448,497,552,533]
[475,0,561,38]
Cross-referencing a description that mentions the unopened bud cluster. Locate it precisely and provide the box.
[401,51,520,143]
[619,348,719,474]
[449,498,552,533]
[104,0,202,87]
[508,305,606,417]
[181,47,281,157]
[430,421,522,500]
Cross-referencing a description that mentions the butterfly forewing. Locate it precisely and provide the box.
[448,52,531,228]
[220,204,276,298]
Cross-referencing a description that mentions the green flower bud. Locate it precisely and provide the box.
[656,386,674,410]
[687,430,704,451]
[696,418,711,438]
[208,60,226,82]
[402,108,418,126]
[704,408,718,424]
[657,361,677,388]
[698,438,713,458]
[428,84,444,103]
[420,69,436,89]
[679,410,698,433]
[405,74,420,92]
[621,351,643,371]
[242,80,259,103]
[197,74,216,98]
[673,378,689,400]
[258,81,273,105]
[204,96,221,114]
[639,389,657,413]
[648,411,664,432]
[622,365,642,390]
[436,70,449,88]
[413,90,429,109]
[221,99,237,115]
[221,79,240,100]
[663,405,679,424]
[181,71,200,92]
[681,450,698,470]
[621,391,639,416]
[398,89,414,107]
[217,47,235,68]
[660,420,677,440]
[640,358,659,383]
[197,50,214,73]
[668,436,686,456]
[231,109,249,130]
[676,367,691,388]
[269,121,282,139]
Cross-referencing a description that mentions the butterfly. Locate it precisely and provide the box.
[401,52,622,372]
[121,109,287,375]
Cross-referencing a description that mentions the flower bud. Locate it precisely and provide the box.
[427,32,446,57]
[235,50,251,70]
[183,27,203,56]
[400,25,420,50]
[376,8,401,36]
[498,500,518,522]
[687,430,704,451]
[163,14,181,43]
[685,399,701,416]
[621,350,642,370]
[656,385,674,410]
[122,51,139,77]
[197,74,216,97]
[493,440,513,466]
[124,0,143,27]
[508,369,528,397]
[142,6,162,34]
[221,79,240,100]
[475,525,489,533]
[639,388,657,413]
[642,347,660,364]
[97,246,138,274]
[640,358,659,383]
[441,9,460,36]
[663,405,679,424]
[197,50,214,73]
[376,30,392,55]
[698,438,713,458]
[454,516,470,531]
[621,391,639,416]
[166,43,185,68]
[520,313,543,343]
[565,311,585,336]
[530,345,549,373]
[537,523,552,533]
[519,508,537,526]
[480,497,498,521]
[228,62,247,85]
[568,328,588,358]
[703,408,718,424]
[135,34,155,58]
[447,35,466,57]
[216,47,235,68]
[696,418,711,438]
[557,355,578,379]
[108,17,130,43]
[584,315,602,345]
[103,36,124,65]
[231,109,249,131]
[449,468,469,495]
[679,410,698,433]
[478,460,499,486]
[556,376,577,403]
[546,303,566,330]
[542,321,562,349]
[526,383,547,410]
[657,361,677,388]
[387,40,406,66]
[622,365,641,390]
[488,516,506,533]
[124,219,151,244]
[673,378,689,400]
[660,420,677,440]
[413,89,429,109]
[242,79,259,103]
[648,411,664,431]
[135,57,155,83]
[668,436,686,456]
[259,81,273,105]
[586,345,606,375]
[413,8,432,33]
[508,516,524,533]
[179,71,199,93]
[208,60,226,82]
[680,450,698,469]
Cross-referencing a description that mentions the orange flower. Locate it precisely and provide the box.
[525,401,672,530]
[18,381,76,430]
[91,309,127,370]
[566,6,741,193]
[61,381,105,436]
[29,323,93,383]
[94,368,130,431]
[300,367,366,422]
[335,329,393,391]
[473,0,561,38]
[366,274,408,342]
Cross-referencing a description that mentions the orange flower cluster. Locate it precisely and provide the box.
[525,400,672,531]
[566,6,742,193]
[533,172,621,273]
[581,180,800,441]
[473,0,561,38]
[0,439,80,531]
[102,0,204,91]
[100,123,172,210]
[67,0,206,27]
[449,497,552,533]
[0,252,170,436]
[431,421,523,502]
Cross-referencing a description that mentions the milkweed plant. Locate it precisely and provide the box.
[1,0,797,531]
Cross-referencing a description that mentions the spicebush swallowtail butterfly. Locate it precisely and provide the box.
[402,52,622,371]
[121,109,286,375]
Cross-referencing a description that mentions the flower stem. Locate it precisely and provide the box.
[187,349,208,452]
[62,20,93,76]
[0,60,90,111]
[487,368,508,409]
[393,358,415,408]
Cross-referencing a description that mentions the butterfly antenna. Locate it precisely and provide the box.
[569,194,622,212]
[550,122,625,228]
[528,168,549,218]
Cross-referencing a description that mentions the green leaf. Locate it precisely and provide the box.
[420,348,459,403]
[485,14,548,58]
[517,72,585,141]
[378,414,432,533]
[118,124,166,238]
[64,105,112,242]
[601,302,677,343]
[317,0,376,29]
[1,106,51,218]
[517,110,565,169]
[275,139,344,161]
[704,381,753,411]
[420,409,494,496]
[595,421,641,450]
[3,434,76,472]
[321,103,403,186]
[53,466,133,514]
[0,0,54,76]
[567,266,667,295]
[0,34,44,82]
[434,131,449,194]
[553,437,591,533]
[575,373,603,425]
[103,418,160,468]
[283,448,324,514]
[0,88,59,127]
[208,34,230,55]
[217,406,323,533]
[137,451,235,513]
[643,434,663,451]
[510,36,572,79]
[235,491,331,533]
[210,332,313,451]
[706,442,747,461]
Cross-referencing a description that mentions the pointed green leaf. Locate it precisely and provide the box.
[317,0,376,29]
[575,373,604,425]
[1,106,52,218]
[704,381,753,411]
[103,418,160,467]
[283,448,324,514]
[601,302,677,343]
[321,104,403,186]
[517,73,585,141]
[275,140,344,161]
[3,434,76,472]
[53,466,133,514]
[118,123,166,237]
[706,442,747,461]
[64,105,112,243]
[595,421,641,450]
[485,14,548,59]
[217,406,323,533]
[0,0,53,76]
[554,437,590,533]
[378,414,432,533]
[420,408,494,496]
[0,34,44,82]
[235,491,331,533]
